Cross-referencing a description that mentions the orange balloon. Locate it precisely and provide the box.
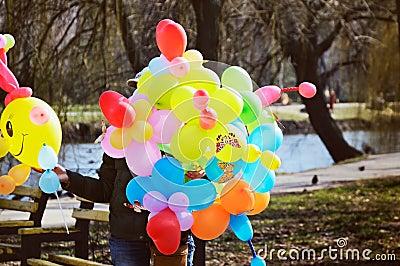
[247,192,270,215]
[0,175,16,194]
[191,203,230,240]
[8,164,31,186]
[220,180,255,215]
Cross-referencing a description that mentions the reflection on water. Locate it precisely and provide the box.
[58,130,400,175]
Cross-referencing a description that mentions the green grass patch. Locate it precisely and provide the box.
[206,176,400,265]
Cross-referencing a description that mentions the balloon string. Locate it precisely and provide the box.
[281,87,299,92]
[55,192,70,234]
[248,239,256,258]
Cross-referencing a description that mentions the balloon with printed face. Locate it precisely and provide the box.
[0,97,62,169]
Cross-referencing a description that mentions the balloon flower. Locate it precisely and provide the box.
[96,19,317,264]
[0,33,62,194]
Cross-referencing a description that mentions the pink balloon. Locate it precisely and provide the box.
[143,191,168,212]
[193,89,209,110]
[168,192,189,213]
[0,35,6,48]
[5,87,32,106]
[175,210,194,231]
[199,108,217,130]
[148,110,182,144]
[254,85,281,107]
[129,93,149,103]
[0,58,19,93]
[124,140,162,176]
[170,57,190,78]
[30,105,50,125]
[299,82,317,98]
[101,126,125,158]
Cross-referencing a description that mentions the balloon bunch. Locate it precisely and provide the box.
[98,19,316,265]
[0,34,62,195]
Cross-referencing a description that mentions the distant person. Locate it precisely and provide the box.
[329,90,336,111]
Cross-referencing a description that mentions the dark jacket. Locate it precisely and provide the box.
[64,153,149,241]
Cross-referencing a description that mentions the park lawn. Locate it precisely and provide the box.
[33,176,400,265]
[206,176,400,265]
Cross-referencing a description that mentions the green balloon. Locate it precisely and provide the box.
[239,91,262,124]
[4,34,15,51]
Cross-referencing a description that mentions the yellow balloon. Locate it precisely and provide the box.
[170,86,199,122]
[183,49,203,69]
[179,68,220,94]
[209,88,243,124]
[0,97,62,169]
[242,144,261,163]
[170,122,208,162]
[147,74,179,109]
[0,136,10,158]
[0,175,16,195]
[137,70,153,94]
[260,150,281,170]
[246,110,276,133]
[8,164,31,186]
[110,128,124,150]
[221,66,253,92]
[131,99,153,121]
[208,123,246,162]
[130,121,153,143]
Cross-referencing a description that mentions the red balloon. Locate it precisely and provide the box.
[147,208,181,255]
[99,91,135,128]
[156,20,187,61]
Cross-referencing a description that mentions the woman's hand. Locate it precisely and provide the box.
[185,168,206,180]
[53,164,69,184]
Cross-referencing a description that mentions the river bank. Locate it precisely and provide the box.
[61,118,372,143]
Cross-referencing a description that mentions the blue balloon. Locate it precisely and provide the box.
[126,174,216,211]
[126,178,147,205]
[243,159,276,193]
[39,170,60,194]
[248,123,283,152]
[251,256,266,266]
[152,157,184,184]
[38,144,58,170]
[229,214,253,241]
[148,56,170,76]
[205,157,223,181]
[205,157,246,182]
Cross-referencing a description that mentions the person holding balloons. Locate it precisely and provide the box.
[53,76,205,266]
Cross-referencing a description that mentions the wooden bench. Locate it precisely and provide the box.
[0,185,49,263]
[20,198,111,266]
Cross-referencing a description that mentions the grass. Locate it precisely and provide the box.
[32,176,399,266]
[206,176,400,265]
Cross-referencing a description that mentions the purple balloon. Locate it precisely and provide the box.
[124,139,162,176]
[175,210,194,231]
[143,191,168,213]
[168,192,189,213]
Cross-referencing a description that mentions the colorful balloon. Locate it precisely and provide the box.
[191,203,230,240]
[156,19,187,61]
[229,214,253,241]
[0,175,16,194]
[39,170,60,194]
[0,97,62,169]
[220,180,255,215]
[221,66,253,92]
[8,163,30,186]
[147,208,181,255]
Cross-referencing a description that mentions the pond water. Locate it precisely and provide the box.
[57,130,400,176]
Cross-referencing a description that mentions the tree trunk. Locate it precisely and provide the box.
[191,0,224,61]
[292,43,363,162]
[113,0,143,73]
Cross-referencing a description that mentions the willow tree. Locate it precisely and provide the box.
[221,0,397,162]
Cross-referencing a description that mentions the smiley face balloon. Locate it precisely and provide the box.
[0,97,62,169]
